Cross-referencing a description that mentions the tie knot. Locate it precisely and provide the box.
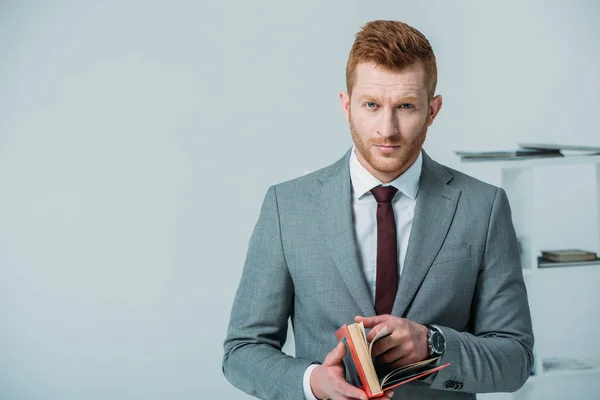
[370,185,398,203]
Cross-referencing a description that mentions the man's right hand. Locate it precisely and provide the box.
[310,342,394,400]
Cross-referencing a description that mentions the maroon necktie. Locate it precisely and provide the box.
[370,185,398,315]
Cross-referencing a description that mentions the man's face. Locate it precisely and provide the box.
[340,61,442,183]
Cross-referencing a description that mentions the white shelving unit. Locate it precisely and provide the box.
[457,155,600,400]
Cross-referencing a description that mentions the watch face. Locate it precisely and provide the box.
[432,331,445,353]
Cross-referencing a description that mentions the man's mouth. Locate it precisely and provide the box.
[374,144,400,153]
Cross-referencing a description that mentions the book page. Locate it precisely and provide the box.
[357,322,367,345]
[382,365,438,388]
[380,357,439,386]
[368,326,389,357]
[348,323,382,395]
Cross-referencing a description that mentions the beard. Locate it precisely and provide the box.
[349,112,428,176]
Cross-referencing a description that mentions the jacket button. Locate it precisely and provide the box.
[444,380,463,390]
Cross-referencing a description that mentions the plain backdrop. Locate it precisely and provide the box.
[1,1,599,399]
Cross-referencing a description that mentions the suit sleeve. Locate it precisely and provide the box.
[222,185,313,400]
[429,187,535,393]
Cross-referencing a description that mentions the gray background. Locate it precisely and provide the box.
[1,1,599,399]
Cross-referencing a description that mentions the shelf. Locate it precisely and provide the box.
[526,357,600,383]
[457,150,600,400]
[535,263,600,275]
[537,257,600,270]
[458,154,600,170]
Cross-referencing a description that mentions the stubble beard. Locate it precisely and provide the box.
[349,112,428,175]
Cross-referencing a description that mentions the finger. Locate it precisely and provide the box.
[375,346,412,368]
[371,335,404,358]
[335,381,368,400]
[332,396,361,400]
[366,317,406,342]
[375,344,407,365]
[365,320,394,342]
[323,342,346,366]
[388,354,418,370]
[355,314,390,328]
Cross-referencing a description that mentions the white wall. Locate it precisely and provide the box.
[1,1,599,399]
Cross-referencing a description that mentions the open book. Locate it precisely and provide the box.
[335,322,450,398]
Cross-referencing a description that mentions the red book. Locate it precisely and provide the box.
[335,322,450,398]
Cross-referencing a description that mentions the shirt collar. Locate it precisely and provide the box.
[349,145,422,201]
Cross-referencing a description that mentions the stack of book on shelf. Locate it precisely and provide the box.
[454,143,600,162]
[538,249,600,268]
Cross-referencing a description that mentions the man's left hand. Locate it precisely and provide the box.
[355,315,429,369]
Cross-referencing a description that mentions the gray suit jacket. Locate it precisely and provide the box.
[223,148,534,399]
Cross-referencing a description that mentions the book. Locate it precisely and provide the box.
[540,249,597,263]
[538,256,600,268]
[335,322,450,398]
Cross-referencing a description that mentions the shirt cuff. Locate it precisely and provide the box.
[303,363,320,400]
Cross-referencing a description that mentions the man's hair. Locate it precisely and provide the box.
[346,20,437,100]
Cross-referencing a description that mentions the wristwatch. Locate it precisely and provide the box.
[426,325,446,357]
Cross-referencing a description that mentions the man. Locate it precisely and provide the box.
[223,20,534,400]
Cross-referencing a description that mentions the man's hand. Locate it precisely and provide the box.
[310,342,394,400]
[355,315,429,369]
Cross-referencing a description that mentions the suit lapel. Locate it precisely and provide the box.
[319,148,376,318]
[392,151,461,317]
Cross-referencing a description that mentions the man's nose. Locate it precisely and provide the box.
[378,109,398,138]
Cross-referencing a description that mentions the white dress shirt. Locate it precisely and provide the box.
[303,146,423,399]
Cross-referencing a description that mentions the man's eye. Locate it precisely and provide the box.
[399,103,414,109]
[365,102,378,108]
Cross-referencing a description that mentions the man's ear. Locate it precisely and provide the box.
[427,94,443,127]
[339,91,350,122]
